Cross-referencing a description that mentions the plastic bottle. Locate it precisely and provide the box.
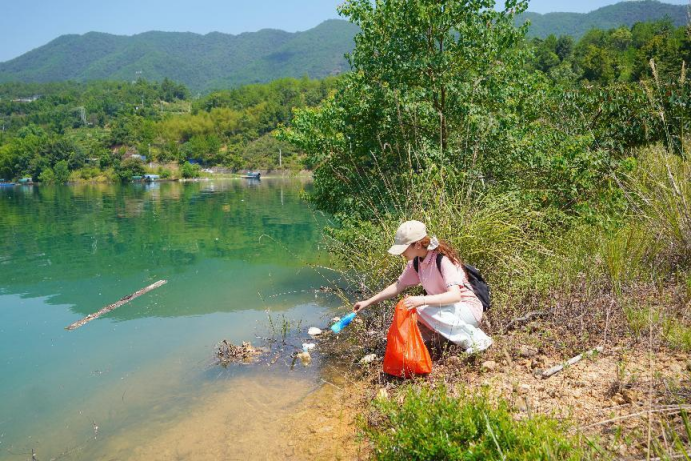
[330,312,356,334]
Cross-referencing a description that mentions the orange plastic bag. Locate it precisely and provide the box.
[382,300,432,378]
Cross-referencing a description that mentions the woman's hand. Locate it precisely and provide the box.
[403,295,426,310]
[353,300,370,313]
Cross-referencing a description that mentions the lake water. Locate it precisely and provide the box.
[0,179,343,460]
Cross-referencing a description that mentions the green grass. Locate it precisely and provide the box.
[363,385,601,461]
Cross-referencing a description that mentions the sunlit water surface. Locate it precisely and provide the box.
[0,179,341,460]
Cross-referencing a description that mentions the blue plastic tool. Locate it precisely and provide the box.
[330,312,356,334]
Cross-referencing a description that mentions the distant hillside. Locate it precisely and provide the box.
[0,20,359,93]
[0,1,688,91]
[517,0,690,38]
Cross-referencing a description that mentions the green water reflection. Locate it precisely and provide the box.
[0,179,332,319]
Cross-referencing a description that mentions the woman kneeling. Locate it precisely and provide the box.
[353,220,493,353]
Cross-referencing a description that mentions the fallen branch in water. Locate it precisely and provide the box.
[541,346,604,379]
[65,280,167,330]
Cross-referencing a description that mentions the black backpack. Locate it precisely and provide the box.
[413,253,491,311]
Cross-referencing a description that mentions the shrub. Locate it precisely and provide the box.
[157,167,171,179]
[364,385,595,460]
[53,160,70,184]
[181,162,201,178]
[38,167,55,183]
[619,143,691,272]
[114,157,146,182]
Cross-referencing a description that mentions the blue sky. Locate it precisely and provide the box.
[0,0,688,63]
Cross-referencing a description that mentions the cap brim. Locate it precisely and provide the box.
[387,244,408,255]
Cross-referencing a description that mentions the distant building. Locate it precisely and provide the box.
[12,95,41,103]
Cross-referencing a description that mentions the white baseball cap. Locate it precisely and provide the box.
[387,220,427,255]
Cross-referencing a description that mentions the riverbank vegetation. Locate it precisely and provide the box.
[1,14,687,186]
[0,77,339,181]
[280,0,690,459]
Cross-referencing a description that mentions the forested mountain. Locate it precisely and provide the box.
[517,0,690,38]
[0,2,687,92]
[0,20,358,93]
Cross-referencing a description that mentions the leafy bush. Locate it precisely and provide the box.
[114,157,145,182]
[38,167,55,183]
[364,385,595,460]
[79,167,101,180]
[53,160,70,183]
[157,167,171,179]
[181,162,201,178]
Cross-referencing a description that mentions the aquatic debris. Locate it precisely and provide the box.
[331,312,356,334]
[296,351,312,366]
[216,340,265,365]
[302,342,316,351]
[308,327,323,336]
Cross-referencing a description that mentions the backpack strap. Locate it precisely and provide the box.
[414,253,490,311]
[413,253,444,274]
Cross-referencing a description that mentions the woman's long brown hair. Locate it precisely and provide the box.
[418,236,462,267]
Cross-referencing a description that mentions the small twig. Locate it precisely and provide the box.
[541,346,604,379]
[321,378,344,391]
[502,310,548,333]
[65,280,167,330]
[647,304,654,461]
[581,405,691,429]
[638,454,691,461]
[659,419,670,454]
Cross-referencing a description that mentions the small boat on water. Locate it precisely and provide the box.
[242,171,261,179]
[0,182,16,187]
[18,177,33,185]
[144,174,160,182]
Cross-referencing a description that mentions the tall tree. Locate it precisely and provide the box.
[283,0,529,216]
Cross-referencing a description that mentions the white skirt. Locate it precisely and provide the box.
[416,302,491,347]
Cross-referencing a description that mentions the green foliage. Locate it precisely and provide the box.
[364,385,593,460]
[115,157,145,182]
[38,167,55,183]
[181,162,201,178]
[53,160,70,183]
[0,76,335,179]
[516,1,689,40]
[157,167,172,179]
[284,8,689,220]
[530,20,690,84]
[619,143,691,272]
[283,0,530,217]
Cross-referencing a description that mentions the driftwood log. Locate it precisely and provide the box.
[65,280,167,330]
[541,346,604,379]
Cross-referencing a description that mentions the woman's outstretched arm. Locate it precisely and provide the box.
[353,282,402,313]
